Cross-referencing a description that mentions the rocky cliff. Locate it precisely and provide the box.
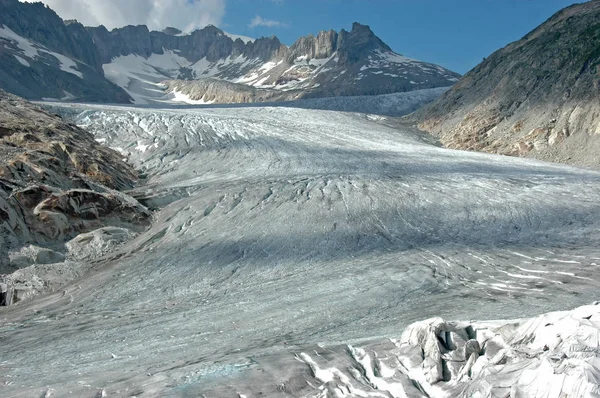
[87,23,283,65]
[414,0,600,168]
[0,89,149,305]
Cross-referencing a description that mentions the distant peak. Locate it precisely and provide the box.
[163,27,182,36]
[327,22,392,63]
[114,24,150,34]
[202,24,223,33]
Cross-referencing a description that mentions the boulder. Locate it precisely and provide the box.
[9,244,65,268]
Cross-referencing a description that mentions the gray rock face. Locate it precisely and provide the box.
[414,0,600,168]
[286,29,340,63]
[163,78,302,104]
[338,22,392,64]
[162,27,182,36]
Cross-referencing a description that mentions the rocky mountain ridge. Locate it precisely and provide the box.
[0,0,459,104]
[413,0,600,168]
[87,23,282,65]
[100,21,459,104]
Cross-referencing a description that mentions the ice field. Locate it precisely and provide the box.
[2,104,600,397]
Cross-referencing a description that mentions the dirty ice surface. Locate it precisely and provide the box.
[3,104,600,397]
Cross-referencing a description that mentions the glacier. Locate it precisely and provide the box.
[2,103,600,397]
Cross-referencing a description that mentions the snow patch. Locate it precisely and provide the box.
[170,90,215,105]
[14,54,30,67]
[0,25,82,78]
[0,25,38,58]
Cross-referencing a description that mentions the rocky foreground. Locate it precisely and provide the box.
[414,0,600,169]
[0,89,149,306]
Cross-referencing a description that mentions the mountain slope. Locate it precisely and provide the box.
[0,0,459,104]
[0,0,131,102]
[414,0,600,168]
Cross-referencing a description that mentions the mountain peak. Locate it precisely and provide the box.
[201,24,223,34]
[335,22,391,63]
[351,22,371,33]
[115,24,150,34]
[162,27,182,36]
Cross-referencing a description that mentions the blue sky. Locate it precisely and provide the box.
[224,0,583,74]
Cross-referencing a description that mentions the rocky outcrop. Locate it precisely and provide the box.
[87,22,290,66]
[0,90,149,304]
[285,29,340,64]
[87,24,266,64]
[163,78,302,104]
[414,0,600,168]
[162,27,182,36]
[0,93,137,190]
[337,22,391,63]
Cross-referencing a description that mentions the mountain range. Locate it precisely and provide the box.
[0,0,459,105]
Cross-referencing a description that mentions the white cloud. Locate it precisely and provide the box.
[248,15,286,29]
[19,0,226,32]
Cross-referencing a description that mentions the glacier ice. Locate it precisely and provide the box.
[2,104,600,396]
